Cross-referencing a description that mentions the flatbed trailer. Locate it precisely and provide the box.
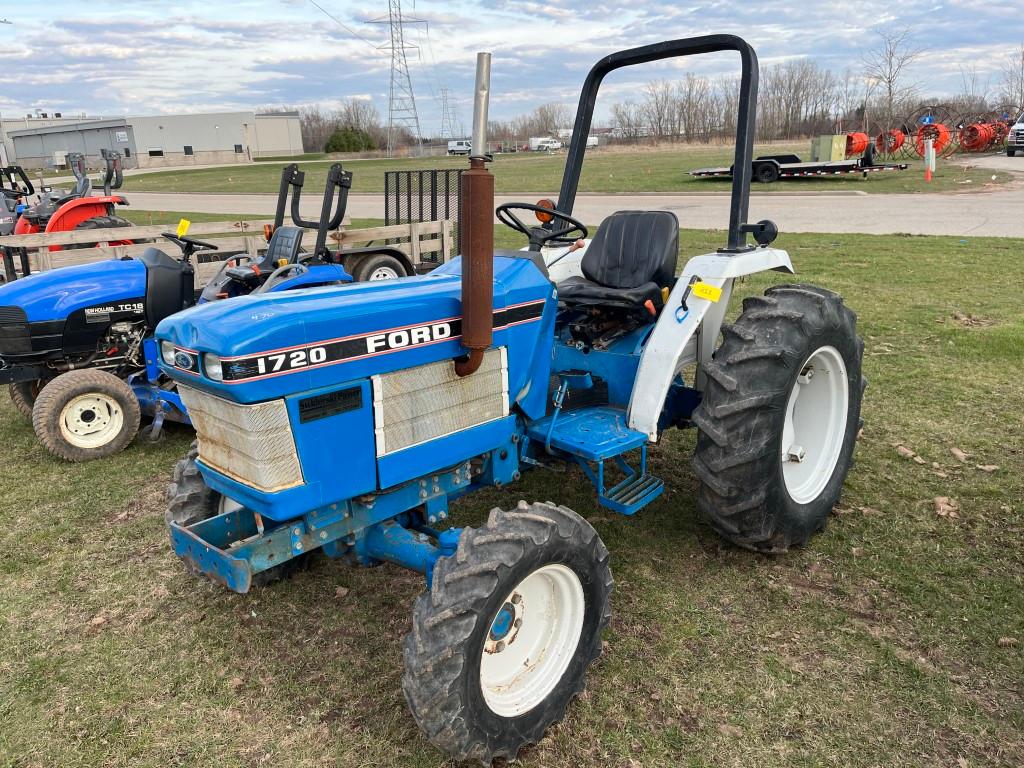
[692,152,908,184]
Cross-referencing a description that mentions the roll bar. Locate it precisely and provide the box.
[272,162,353,259]
[0,165,34,197]
[99,149,124,195]
[556,34,759,253]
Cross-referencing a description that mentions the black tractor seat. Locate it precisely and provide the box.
[557,210,679,314]
[224,225,304,285]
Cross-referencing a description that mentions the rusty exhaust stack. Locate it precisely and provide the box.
[455,52,494,377]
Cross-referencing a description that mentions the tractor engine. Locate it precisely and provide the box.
[83,320,147,376]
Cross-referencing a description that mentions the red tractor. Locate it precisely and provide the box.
[12,149,135,251]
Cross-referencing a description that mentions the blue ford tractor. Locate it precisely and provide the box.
[158,37,865,763]
[0,163,359,461]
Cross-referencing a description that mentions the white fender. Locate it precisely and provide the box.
[539,241,591,283]
[627,247,795,441]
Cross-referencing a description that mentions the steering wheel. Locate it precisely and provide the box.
[495,202,588,250]
[161,232,219,253]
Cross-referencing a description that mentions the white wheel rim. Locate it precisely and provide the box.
[58,393,125,449]
[479,563,585,717]
[368,265,400,281]
[781,345,850,504]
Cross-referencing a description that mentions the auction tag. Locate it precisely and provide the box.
[692,281,722,303]
[176,218,191,237]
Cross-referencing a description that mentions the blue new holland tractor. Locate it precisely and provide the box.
[0,164,361,461]
[158,37,865,762]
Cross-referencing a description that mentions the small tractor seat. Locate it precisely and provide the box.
[258,225,304,270]
[224,226,305,284]
[557,210,679,313]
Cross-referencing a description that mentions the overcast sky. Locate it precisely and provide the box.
[1,1,1021,132]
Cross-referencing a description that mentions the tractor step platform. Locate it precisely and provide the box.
[527,406,648,461]
[602,472,664,514]
[527,406,663,515]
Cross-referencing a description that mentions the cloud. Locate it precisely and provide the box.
[0,0,1020,128]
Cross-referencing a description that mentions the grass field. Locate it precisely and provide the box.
[1,225,1022,767]
[121,144,1011,197]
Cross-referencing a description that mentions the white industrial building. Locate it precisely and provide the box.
[1,111,304,169]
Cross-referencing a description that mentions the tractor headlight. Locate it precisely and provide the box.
[160,341,177,366]
[204,353,224,382]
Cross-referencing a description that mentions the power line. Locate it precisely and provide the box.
[306,0,381,53]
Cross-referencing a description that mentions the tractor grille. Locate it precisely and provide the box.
[0,306,31,356]
[177,385,303,492]
[372,347,508,456]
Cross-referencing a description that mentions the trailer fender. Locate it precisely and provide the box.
[627,247,794,441]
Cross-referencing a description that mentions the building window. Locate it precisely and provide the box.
[234,144,244,154]
[148,148,164,157]
[124,148,131,158]
[184,145,194,156]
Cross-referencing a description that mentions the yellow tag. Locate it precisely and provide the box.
[277,258,288,267]
[176,218,191,237]
[692,282,722,303]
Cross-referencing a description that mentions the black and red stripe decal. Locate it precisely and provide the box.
[171,299,546,383]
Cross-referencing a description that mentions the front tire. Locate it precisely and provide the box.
[403,501,612,763]
[9,380,44,421]
[167,443,310,587]
[31,369,141,462]
[692,285,865,553]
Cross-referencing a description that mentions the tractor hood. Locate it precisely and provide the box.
[0,258,146,322]
[157,255,556,406]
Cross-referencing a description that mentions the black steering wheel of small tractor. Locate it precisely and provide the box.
[161,232,219,258]
[495,202,588,250]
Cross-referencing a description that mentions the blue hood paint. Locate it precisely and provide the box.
[0,258,146,322]
[157,256,557,408]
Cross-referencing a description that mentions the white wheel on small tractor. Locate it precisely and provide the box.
[402,501,612,764]
[691,284,865,552]
[31,369,141,462]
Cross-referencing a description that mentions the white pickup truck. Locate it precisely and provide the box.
[1008,113,1024,157]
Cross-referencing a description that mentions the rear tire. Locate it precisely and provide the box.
[68,215,135,249]
[32,369,141,462]
[167,443,310,587]
[352,253,408,282]
[692,285,865,553]
[403,501,612,763]
[9,380,44,421]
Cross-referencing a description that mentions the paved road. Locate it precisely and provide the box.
[124,153,1024,238]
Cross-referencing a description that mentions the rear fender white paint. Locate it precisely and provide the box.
[628,247,795,441]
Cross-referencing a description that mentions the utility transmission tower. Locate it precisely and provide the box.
[439,87,460,139]
[369,0,423,157]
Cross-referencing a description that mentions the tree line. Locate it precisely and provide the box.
[274,35,1024,153]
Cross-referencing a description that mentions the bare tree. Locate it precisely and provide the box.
[998,43,1024,109]
[642,81,676,138]
[861,28,925,127]
[610,101,646,141]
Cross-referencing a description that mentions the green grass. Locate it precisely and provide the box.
[1,227,1022,767]
[123,144,1010,196]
